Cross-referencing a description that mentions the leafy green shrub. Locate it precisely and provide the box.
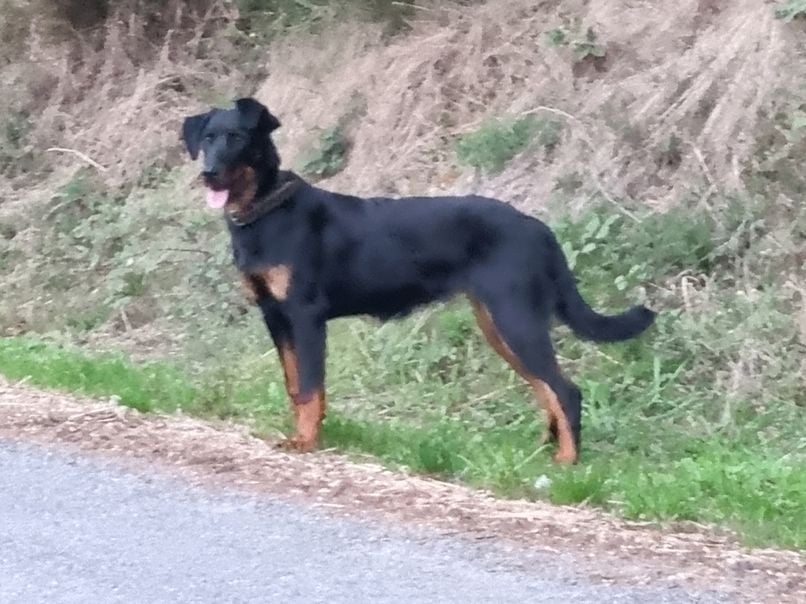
[545,24,606,62]
[550,205,718,308]
[0,111,33,177]
[297,127,349,179]
[0,167,236,334]
[774,0,806,21]
[655,134,683,168]
[235,0,415,36]
[456,115,562,173]
[752,107,806,197]
[236,0,316,29]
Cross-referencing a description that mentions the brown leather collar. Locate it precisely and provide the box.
[226,171,305,227]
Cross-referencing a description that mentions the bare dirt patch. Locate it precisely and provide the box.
[0,377,803,603]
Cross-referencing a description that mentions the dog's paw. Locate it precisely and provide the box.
[276,436,318,453]
[552,450,578,465]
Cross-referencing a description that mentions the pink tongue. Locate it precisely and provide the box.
[206,188,229,209]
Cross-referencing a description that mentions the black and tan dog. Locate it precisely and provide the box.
[181,97,655,464]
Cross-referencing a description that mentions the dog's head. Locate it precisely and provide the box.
[182,98,281,209]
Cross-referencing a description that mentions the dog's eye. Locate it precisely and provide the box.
[203,133,215,143]
[227,132,244,142]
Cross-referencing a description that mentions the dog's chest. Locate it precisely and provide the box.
[230,230,296,303]
[241,266,292,303]
[229,224,292,269]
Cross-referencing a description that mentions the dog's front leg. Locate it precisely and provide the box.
[279,307,326,452]
[259,302,300,406]
[258,301,308,451]
[260,297,326,452]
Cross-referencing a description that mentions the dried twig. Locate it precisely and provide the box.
[159,248,215,259]
[120,309,133,333]
[45,147,108,172]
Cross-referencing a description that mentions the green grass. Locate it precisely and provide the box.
[1,319,804,550]
[235,0,416,38]
[456,115,562,173]
[1,199,804,551]
[0,338,196,413]
[296,126,349,179]
[775,0,806,22]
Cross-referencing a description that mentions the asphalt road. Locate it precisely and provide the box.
[0,441,728,604]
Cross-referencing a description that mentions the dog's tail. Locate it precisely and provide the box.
[550,236,655,343]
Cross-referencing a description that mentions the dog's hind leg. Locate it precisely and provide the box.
[470,299,555,444]
[470,297,580,464]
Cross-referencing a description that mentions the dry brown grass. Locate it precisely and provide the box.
[0,0,240,207]
[255,0,802,213]
[1,0,802,214]
[0,0,804,340]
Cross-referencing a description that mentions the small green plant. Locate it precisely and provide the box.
[572,27,606,61]
[297,127,349,179]
[236,0,319,33]
[752,106,806,197]
[456,115,562,173]
[656,134,683,168]
[46,172,106,235]
[65,306,111,333]
[774,0,806,21]
[0,111,33,176]
[545,24,605,62]
[235,0,415,39]
[545,28,568,47]
[553,171,584,194]
[0,222,16,241]
[551,204,721,307]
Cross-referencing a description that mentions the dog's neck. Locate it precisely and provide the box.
[254,166,279,199]
[254,145,282,198]
[226,170,304,227]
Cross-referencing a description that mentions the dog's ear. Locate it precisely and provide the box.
[182,111,212,160]
[235,97,281,134]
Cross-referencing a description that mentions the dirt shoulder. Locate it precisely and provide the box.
[0,376,803,603]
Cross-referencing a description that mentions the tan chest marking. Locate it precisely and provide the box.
[263,265,292,301]
[241,265,292,302]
